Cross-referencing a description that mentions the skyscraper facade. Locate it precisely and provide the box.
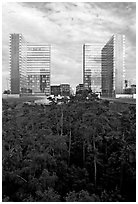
[101,34,125,97]
[9,33,27,94]
[83,44,102,93]
[27,43,51,95]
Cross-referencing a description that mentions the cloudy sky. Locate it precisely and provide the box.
[2,2,136,90]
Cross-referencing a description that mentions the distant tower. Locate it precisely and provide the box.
[27,43,51,95]
[83,44,102,93]
[101,34,125,97]
[9,33,27,94]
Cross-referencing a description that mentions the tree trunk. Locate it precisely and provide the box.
[56,112,59,135]
[93,134,97,188]
[68,128,71,166]
[83,141,85,167]
[122,132,125,141]
[60,108,63,136]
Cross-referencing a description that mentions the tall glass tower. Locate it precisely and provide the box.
[9,33,27,94]
[9,34,51,95]
[83,44,103,93]
[27,43,51,95]
[101,34,125,97]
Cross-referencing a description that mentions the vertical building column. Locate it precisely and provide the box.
[101,34,125,97]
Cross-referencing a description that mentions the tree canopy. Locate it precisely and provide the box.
[2,95,136,201]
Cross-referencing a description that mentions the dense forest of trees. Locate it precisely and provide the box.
[2,94,136,201]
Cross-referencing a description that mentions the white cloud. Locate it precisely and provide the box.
[2,2,136,90]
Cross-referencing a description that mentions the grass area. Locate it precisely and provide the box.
[2,96,44,105]
[101,97,136,104]
[114,98,136,104]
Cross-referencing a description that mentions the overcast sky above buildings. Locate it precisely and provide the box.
[2,2,136,90]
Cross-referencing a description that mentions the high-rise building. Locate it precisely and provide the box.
[101,34,125,97]
[83,44,102,93]
[9,33,27,94]
[9,34,51,95]
[27,43,51,95]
